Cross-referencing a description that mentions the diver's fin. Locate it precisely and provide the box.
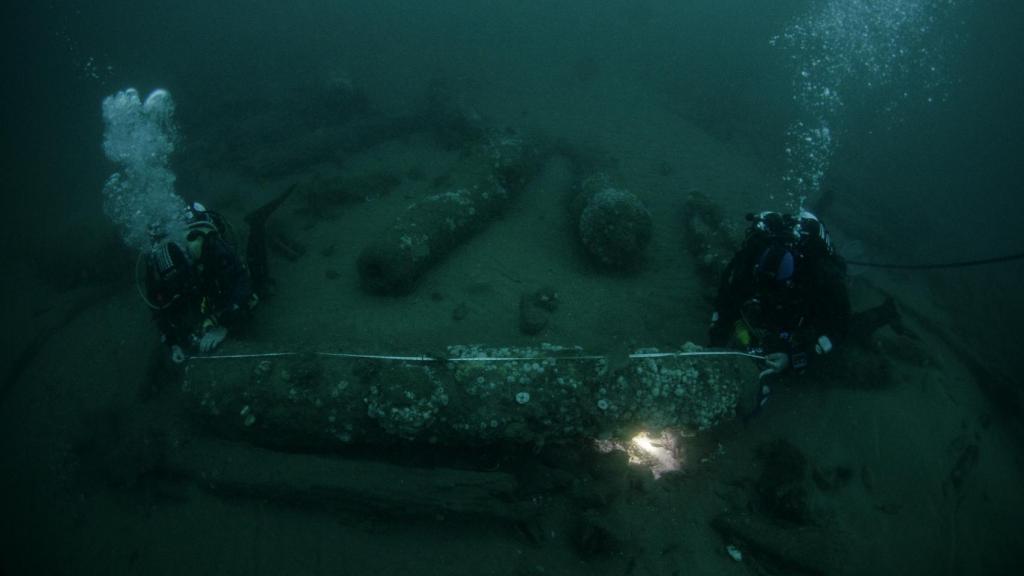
[245,184,296,227]
[850,296,917,343]
[882,298,917,340]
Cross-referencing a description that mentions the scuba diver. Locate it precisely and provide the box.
[709,210,851,376]
[139,188,294,363]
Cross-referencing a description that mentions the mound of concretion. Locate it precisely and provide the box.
[573,174,652,270]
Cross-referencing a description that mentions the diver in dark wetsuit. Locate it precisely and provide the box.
[142,187,293,363]
[709,210,851,374]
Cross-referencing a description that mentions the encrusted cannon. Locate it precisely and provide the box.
[180,342,760,450]
[356,133,537,294]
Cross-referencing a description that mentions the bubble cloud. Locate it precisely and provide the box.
[772,0,961,208]
[101,88,187,251]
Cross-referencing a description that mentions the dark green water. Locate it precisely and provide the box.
[1,1,1022,574]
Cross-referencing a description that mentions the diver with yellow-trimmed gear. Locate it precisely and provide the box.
[709,210,851,377]
[140,188,293,363]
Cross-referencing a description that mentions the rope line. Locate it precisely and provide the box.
[846,250,1024,270]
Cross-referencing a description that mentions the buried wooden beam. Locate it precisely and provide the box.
[159,438,525,521]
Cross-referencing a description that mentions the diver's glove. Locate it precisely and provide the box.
[170,345,186,364]
[814,335,833,355]
[199,326,228,352]
[763,352,790,374]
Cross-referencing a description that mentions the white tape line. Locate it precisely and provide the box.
[189,349,764,363]
[318,352,437,362]
[447,355,606,362]
[630,351,766,361]
[188,352,298,361]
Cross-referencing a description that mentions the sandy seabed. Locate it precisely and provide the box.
[1,76,1022,576]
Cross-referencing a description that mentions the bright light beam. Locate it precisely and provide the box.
[595,429,684,479]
